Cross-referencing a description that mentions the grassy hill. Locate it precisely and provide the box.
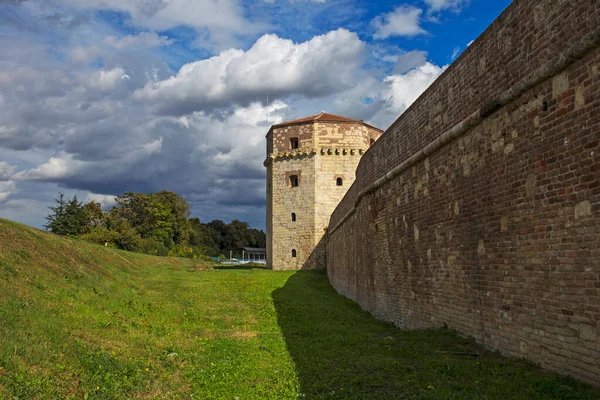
[1,218,599,399]
[0,218,301,399]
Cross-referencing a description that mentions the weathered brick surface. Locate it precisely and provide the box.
[327,0,600,385]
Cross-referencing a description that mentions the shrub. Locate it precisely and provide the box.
[79,226,120,246]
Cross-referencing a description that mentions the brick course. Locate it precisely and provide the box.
[326,0,600,385]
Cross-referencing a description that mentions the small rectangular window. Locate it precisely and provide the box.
[290,175,299,187]
[290,137,299,149]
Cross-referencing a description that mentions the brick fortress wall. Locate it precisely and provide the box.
[326,0,600,385]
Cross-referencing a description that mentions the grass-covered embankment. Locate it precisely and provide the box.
[1,218,599,399]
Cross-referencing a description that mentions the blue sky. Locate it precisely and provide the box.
[0,0,512,230]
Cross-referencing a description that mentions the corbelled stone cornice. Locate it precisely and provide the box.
[263,147,367,166]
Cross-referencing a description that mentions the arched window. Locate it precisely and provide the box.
[370,138,375,146]
[336,177,343,186]
[290,175,299,187]
[291,213,296,222]
[291,249,297,258]
[290,137,299,149]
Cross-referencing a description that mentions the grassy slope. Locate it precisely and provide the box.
[1,218,599,399]
[0,218,297,399]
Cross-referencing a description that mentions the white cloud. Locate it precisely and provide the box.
[14,155,79,181]
[394,50,428,74]
[141,137,163,154]
[0,2,452,229]
[84,193,117,209]
[383,62,445,115]
[103,32,174,49]
[424,0,468,13]
[62,0,267,49]
[82,67,127,92]
[451,46,461,60]
[372,6,427,39]
[0,162,16,180]
[331,56,445,130]
[69,45,102,63]
[69,33,173,64]
[263,0,326,2]
[0,181,16,203]
[134,28,365,114]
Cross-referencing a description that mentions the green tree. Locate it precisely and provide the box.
[45,192,68,234]
[111,191,191,248]
[105,215,141,251]
[64,195,88,235]
[155,190,191,245]
[45,193,88,236]
[189,218,219,256]
[83,201,106,229]
[207,220,233,251]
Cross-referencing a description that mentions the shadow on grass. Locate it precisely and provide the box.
[272,270,600,400]
[212,264,270,270]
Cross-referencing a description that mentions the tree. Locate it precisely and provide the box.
[155,190,191,245]
[202,219,266,254]
[189,218,219,256]
[45,193,88,236]
[45,193,68,234]
[46,190,265,259]
[83,201,106,229]
[207,220,233,251]
[64,195,88,236]
[111,191,191,248]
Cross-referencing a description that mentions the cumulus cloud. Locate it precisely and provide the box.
[61,0,267,49]
[14,155,79,181]
[0,162,16,180]
[383,62,445,114]
[394,50,428,74]
[104,32,174,49]
[9,97,292,228]
[69,33,173,64]
[424,0,468,13]
[0,2,449,229]
[0,181,16,203]
[82,67,127,92]
[134,29,366,115]
[141,137,163,155]
[84,193,117,209]
[372,6,427,39]
[69,45,102,64]
[334,60,445,130]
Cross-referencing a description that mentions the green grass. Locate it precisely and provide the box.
[1,218,599,399]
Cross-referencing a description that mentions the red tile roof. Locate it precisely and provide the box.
[272,112,383,132]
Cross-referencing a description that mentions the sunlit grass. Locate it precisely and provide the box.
[1,218,598,399]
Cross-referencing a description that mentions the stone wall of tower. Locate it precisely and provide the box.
[268,153,316,270]
[266,120,382,270]
[312,123,384,268]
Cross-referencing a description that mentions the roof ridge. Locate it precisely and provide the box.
[270,112,382,132]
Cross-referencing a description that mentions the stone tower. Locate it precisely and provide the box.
[265,112,383,270]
